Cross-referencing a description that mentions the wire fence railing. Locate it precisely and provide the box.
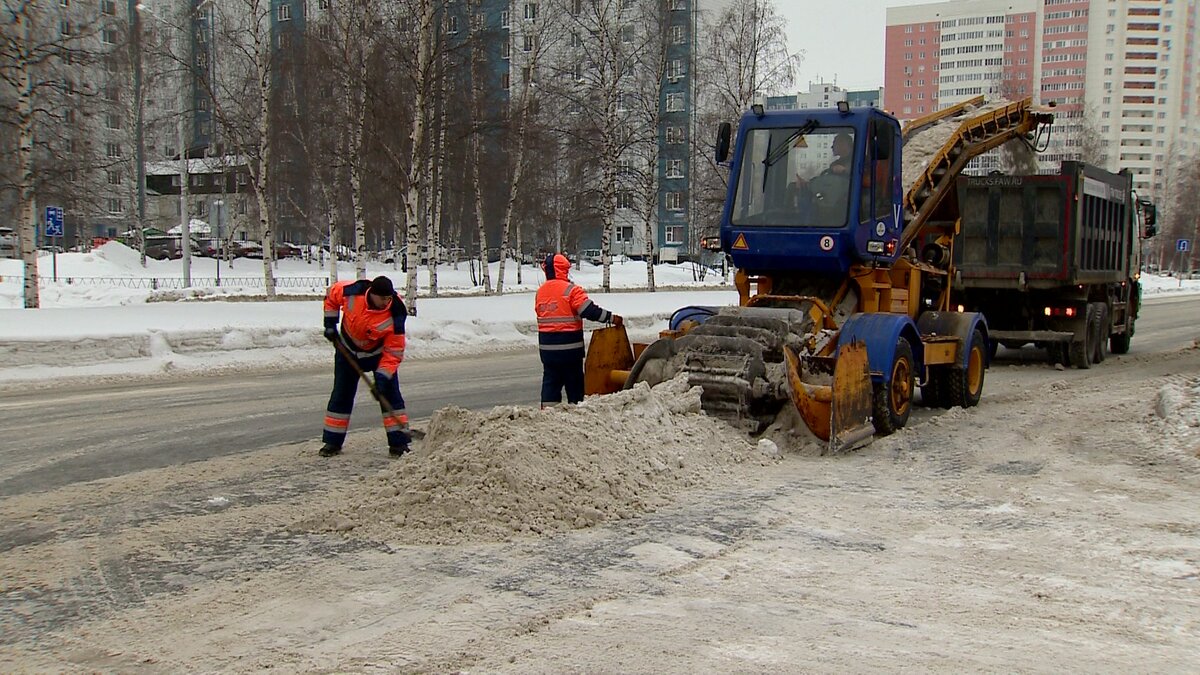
[21,276,332,290]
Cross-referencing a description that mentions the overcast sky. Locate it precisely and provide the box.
[779,0,932,93]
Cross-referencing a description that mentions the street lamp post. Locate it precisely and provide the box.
[214,198,223,286]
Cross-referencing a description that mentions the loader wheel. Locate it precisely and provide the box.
[1092,303,1108,364]
[948,329,986,408]
[873,338,914,435]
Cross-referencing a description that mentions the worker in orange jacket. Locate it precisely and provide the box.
[535,253,622,405]
[320,275,411,457]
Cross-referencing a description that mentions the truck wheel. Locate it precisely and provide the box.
[1069,308,1093,370]
[1092,303,1108,364]
[1110,326,1133,354]
[948,329,986,408]
[873,338,914,435]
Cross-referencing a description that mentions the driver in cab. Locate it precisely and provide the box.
[791,132,853,222]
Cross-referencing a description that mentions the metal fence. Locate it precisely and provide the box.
[30,276,331,290]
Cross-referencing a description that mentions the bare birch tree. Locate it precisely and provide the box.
[206,0,278,298]
[1,1,109,308]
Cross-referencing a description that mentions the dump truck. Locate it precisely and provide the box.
[585,97,1055,452]
[951,161,1157,368]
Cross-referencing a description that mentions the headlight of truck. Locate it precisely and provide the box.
[866,241,885,254]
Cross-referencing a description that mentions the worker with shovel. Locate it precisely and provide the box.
[320,275,411,458]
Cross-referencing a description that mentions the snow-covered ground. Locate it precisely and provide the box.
[1,241,1197,386]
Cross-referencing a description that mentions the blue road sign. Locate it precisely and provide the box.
[1178,239,1191,253]
[44,206,64,238]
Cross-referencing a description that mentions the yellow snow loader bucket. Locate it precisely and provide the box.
[784,341,874,454]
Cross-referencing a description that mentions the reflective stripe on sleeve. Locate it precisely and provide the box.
[375,318,394,332]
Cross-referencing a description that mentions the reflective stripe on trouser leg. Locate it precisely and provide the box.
[375,372,411,446]
[322,350,361,445]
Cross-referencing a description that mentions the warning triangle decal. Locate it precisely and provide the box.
[732,233,749,250]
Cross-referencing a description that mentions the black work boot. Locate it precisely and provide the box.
[319,443,343,457]
[388,444,410,458]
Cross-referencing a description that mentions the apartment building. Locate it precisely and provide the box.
[886,0,1200,196]
[767,81,885,111]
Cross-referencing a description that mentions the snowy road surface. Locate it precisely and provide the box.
[0,299,1197,671]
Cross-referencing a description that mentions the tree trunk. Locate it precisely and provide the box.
[495,55,536,296]
[467,11,491,294]
[347,59,369,280]
[401,0,435,313]
[16,21,40,309]
[253,16,276,299]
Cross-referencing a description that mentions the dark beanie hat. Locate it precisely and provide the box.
[369,275,394,296]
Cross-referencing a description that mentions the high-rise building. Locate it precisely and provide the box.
[885,0,1200,196]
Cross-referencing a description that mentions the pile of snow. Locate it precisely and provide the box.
[902,100,1011,193]
[1152,370,1200,460]
[300,376,765,545]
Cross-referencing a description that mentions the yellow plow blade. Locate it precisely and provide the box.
[784,342,875,454]
[584,325,636,396]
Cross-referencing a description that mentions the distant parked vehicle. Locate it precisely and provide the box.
[229,240,263,259]
[581,248,602,265]
[0,227,17,259]
[273,242,303,259]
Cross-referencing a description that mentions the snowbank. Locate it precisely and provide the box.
[297,376,765,544]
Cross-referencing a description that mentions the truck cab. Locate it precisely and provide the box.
[718,106,903,277]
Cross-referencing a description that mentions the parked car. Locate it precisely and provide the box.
[273,242,304,259]
[581,248,603,265]
[229,240,263,259]
[0,227,18,259]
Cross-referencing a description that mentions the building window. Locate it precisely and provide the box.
[105,142,121,158]
[278,4,291,21]
[665,225,684,244]
[667,59,684,81]
[107,198,124,214]
[666,159,684,178]
[524,3,537,20]
[501,39,510,59]
[101,0,116,16]
[448,15,459,34]
[501,73,510,90]
[670,25,684,44]
[105,112,120,130]
[669,0,686,10]
[666,126,684,144]
[617,191,634,209]
[665,192,685,211]
[522,35,534,52]
[501,10,509,27]
[106,170,121,185]
[665,93,684,112]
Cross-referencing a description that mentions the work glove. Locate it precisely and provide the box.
[324,326,338,343]
[612,314,624,327]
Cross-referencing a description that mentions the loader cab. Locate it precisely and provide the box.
[719,107,903,276]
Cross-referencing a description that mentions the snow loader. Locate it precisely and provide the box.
[585,97,1055,452]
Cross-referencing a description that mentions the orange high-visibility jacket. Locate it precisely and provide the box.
[323,280,407,375]
[534,253,612,352]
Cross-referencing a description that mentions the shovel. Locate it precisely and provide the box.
[331,337,425,440]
